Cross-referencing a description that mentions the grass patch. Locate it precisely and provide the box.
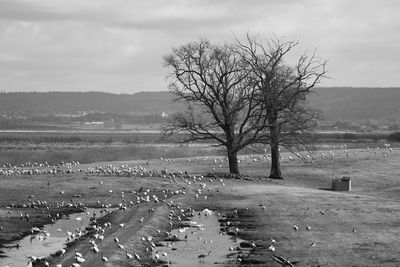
[0,144,226,166]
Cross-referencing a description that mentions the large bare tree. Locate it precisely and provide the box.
[163,40,269,175]
[236,35,327,179]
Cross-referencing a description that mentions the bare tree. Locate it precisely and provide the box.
[163,40,269,175]
[236,35,327,179]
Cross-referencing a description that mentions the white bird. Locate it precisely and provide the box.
[59,248,66,257]
[76,256,85,263]
[293,225,299,231]
[126,250,133,260]
[91,245,99,253]
[154,253,160,262]
[101,252,109,262]
[75,249,83,258]
[114,235,119,243]
[134,251,141,261]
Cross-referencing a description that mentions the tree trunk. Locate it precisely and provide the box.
[227,148,240,175]
[269,125,283,179]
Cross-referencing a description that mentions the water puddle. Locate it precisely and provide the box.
[0,208,104,267]
[152,211,246,266]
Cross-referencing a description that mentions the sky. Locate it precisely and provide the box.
[0,0,399,93]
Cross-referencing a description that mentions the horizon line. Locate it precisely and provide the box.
[1,86,400,94]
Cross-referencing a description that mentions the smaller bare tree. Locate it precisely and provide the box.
[163,40,269,175]
[236,35,327,179]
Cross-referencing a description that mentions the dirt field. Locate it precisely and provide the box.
[0,144,399,266]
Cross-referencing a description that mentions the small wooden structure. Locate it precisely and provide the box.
[332,176,351,191]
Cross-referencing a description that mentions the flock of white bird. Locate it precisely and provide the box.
[0,143,396,178]
[18,165,222,266]
[1,143,397,267]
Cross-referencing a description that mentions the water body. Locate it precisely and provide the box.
[0,208,102,267]
[152,211,245,266]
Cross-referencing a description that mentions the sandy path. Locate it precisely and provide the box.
[105,205,171,267]
[56,202,171,267]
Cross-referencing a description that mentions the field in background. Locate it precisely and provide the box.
[0,143,400,266]
[0,130,395,166]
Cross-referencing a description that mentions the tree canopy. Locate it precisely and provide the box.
[235,35,327,178]
[163,35,327,177]
[163,40,270,174]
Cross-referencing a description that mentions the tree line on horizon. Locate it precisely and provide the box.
[1,88,400,125]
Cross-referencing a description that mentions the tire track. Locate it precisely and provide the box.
[56,202,170,267]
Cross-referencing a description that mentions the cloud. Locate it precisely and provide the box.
[0,0,399,92]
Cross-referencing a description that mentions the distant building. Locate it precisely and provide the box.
[84,121,104,126]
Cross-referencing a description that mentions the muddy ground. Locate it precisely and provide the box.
[0,146,400,266]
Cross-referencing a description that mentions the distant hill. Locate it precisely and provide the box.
[0,87,399,122]
[0,91,179,115]
[309,87,400,121]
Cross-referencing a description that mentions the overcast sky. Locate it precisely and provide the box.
[0,0,399,93]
